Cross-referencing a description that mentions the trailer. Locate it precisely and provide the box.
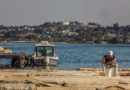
[0,53,32,68]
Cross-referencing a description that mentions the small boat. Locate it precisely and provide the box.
[32,41,58,66]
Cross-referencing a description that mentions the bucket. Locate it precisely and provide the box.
[105,67,113,77]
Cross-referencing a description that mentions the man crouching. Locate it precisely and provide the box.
[102,50,118,76]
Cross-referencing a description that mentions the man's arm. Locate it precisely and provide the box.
[102,57,106,65]
[112,59,117,64]
[112,56,117,64]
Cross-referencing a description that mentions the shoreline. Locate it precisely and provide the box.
[0,68,130,89]
[0,41,130,44]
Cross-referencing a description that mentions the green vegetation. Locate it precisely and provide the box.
[0,21,130,44]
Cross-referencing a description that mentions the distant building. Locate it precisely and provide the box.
[107,33,116,38]
[23,25,29,30]
[57,21,70,25]
[62,30,69,33]
[0,34,4,37]
[63,22,70,25]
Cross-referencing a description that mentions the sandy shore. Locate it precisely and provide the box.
[0,68,130,90]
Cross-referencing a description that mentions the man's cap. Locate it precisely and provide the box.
[108,50,113,56]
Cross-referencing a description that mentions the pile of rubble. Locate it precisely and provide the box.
[0,46,12,53]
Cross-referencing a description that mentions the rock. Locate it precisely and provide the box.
[24,80,33,84]
[61,82,69,87]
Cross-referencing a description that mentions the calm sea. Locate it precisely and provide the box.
[0,43,130,70]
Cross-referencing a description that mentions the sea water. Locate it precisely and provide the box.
[0,43,130,70]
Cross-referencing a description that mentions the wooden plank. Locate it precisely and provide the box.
[0,53,26,59]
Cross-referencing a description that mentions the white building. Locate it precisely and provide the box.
[63,22,70,25]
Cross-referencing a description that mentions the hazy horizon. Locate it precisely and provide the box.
[0,0,130,26]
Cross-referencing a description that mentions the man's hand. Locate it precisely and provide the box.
[106,62,112,65]
[113,60,117,64]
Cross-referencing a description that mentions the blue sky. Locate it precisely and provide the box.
[0,0,130,26]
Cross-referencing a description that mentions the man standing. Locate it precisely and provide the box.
[102,50,118,76]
